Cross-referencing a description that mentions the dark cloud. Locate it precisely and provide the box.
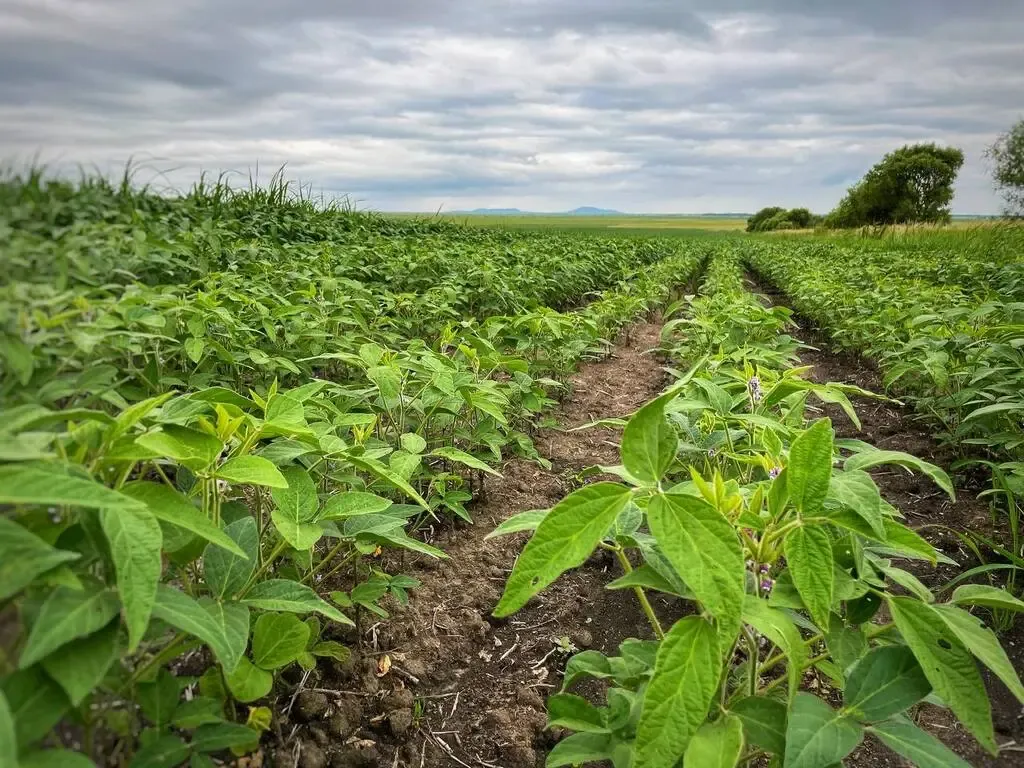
[0,0,1021,212]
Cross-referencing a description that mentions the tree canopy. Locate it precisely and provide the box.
[986,119,1024,217]
[746,206,818,232]
[825,143,964,228]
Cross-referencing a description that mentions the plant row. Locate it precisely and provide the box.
[492,245,1024,767]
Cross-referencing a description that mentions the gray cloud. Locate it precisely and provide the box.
[0,0,1022,212]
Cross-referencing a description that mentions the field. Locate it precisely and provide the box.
[389,212,749,236]
[2,174,1024,768]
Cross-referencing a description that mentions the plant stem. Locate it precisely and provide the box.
[239,539,288,596]
[742,626,759,697]
[613,548,665,640]
[303,539,349,585]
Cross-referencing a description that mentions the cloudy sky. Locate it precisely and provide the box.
[1,1,1022,213]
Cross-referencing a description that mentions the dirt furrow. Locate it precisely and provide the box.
[279,321,672,768]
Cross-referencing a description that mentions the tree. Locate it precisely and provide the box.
[986,119,1024,216]
[746,206,819,232]
[825,143,964,228]
[746,207,785,232]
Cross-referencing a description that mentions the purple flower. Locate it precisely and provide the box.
[759,563,771,575]
[760,578,775,595]
[707,448,717,458]
[768,466,781,480]
[748,375,763,403]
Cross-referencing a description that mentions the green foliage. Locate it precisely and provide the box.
[986,118,1024,216]
[825,143,965,227]
[746,206,819,232]
[496,248,1021,767]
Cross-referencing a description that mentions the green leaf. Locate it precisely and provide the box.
[319,491,393,520]
[138,669,182,729]
[844,450,955,501]
[560,650,613,691]
[951,584,1024,613]
[868,716,972,768]
[887,597,995,753]
[191,722,260,752]
[684,714,744,768]
[547,693,609,733]
[128,734,190,768]
[484,509,548,539]
[621,391,679,484]
[881,519,940,565]
[171,696,224,728]
[784,524,834,629]
[203,517,258,600]
[786,418,834,513]
[184,337,205,363]
[121,482,246,558]
[100,506,162,652]
[19,749,98,768]
[843,646,931,721]
[344,453,430,510]
[136,426,223,472]
[635,617,722,768]
[272,466,319,520]
[400,433,427,454]
[0,464,144,509]
[311,641,350,662]
[824,615,867,674]
[742,596,807,700]
[731,696,787,756]
[0,517,80,601]
[826,470,885,539]
[0,690,16,768]
[0,667,69,754]
[41,623,119,706]
[252,613,311,670]
[607,564,688,597]
[648,492,744,640]
[430,446,502,477]
[783,693,863,768]
[241,579,355,626]
[494,483,631,617]
[225,657,273,703]
[151,586,249,673]
[215,456,288,488]
[547,733,616,767]
[933,603,1024,704]
[19,584,120,668]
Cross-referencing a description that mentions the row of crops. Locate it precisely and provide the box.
[496,245,1024,767]
[0,174,708,766]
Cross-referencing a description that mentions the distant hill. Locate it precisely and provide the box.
[462,207,525,214]
[453,206,623,215]
[567,206,621,216]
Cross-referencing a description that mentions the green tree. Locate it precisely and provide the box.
[825,143,964,227]
[986,119,1024,216]
[746,207,785,232]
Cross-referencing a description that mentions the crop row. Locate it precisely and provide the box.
[0,175,707,765]
[493,244,1023,767]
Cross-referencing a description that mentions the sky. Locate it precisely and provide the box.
[1,1,1022,214]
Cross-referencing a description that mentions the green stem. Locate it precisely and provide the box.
[303,539,349,585]
[239,539,288,596]
[759,651,830,695]
[743,626,759,697]
[613,548,665,640]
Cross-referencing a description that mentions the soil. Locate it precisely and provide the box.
[273,321,673,768]
[750,275,1024,767]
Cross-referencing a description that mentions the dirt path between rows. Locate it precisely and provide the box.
[750,275,1024,768]
[278,321,672,768]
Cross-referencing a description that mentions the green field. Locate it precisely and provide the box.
[3,172,1023,768]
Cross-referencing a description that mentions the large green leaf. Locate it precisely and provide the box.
[128,734,190,768]
[784,524,834,629]
[430,446,502,477]
[270,467,323,549]
[826,470,884,539]
[100,506,163,652]
[844,450,955,501]
[783,693,863,768]
[203,516,258,600]
[241,579,355,626]
[547,733,617,767]
[484,509,548,539]
[225,656,273,703]
[786,418,833,513]
[191,722,260,752]
[635,617,722,768]
[547,693,610,733]
[41,623,119,706]
[0,464,144,509]
[951,584,1024,613]
[319,491,393,520]
[344,453,430,510]
[19,749,98,768]
[620,391,678,484]
[868,716,972,768]
[138,669,182,729]
[0,667,69,754]
[252,613,310,670]
[647,492,744,640]
[494,483,631,617]
[887,597,995,753]
[0,690,16,768]
[136,425,223,472]
[731,696,787,756]
[19,584,120,668]
[683,714,744,768]
[121,482,246,557]
[843,646,931,721]
[933,603,1024,704]
[0,517,80,601]
[151,585,249,673]
[742,596,807,700]
[215,456,288,488]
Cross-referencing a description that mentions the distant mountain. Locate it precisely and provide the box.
[452,206,623,215]
[459,208,525,214]
[567,206,622,216]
